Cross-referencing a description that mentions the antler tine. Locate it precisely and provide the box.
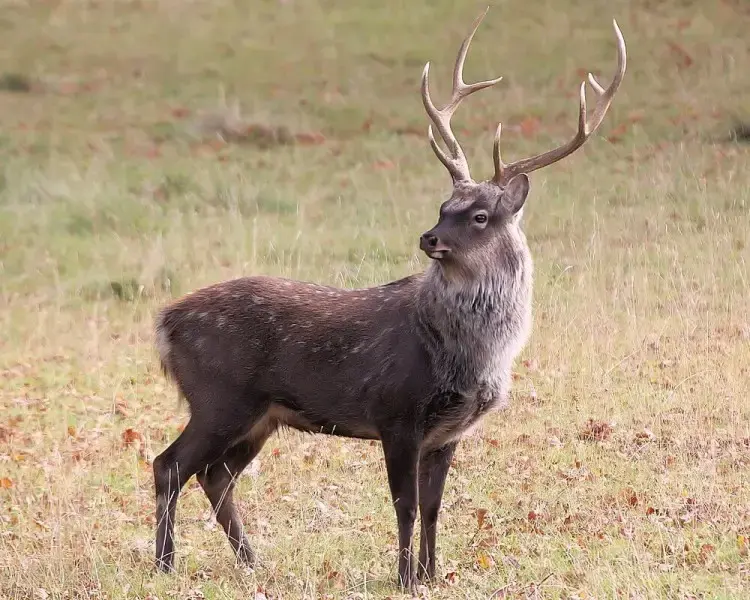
[493,19,627,185]
[422,7,503,183]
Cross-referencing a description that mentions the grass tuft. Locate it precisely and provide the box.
[0,72,32,93]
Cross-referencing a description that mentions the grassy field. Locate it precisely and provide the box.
[1,0,749,598]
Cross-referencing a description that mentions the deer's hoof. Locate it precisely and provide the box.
[235,544,257,569]
[155,556,175,574]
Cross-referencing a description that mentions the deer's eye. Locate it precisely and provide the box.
[474,213,488,224]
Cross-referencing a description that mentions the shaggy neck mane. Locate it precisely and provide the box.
[417,253,528,319]
[414,254,531,391]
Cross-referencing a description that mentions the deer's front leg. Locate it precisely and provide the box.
[381,431,421,590]
[417,441,457,581]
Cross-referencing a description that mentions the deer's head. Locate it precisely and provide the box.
[419,9,626,279]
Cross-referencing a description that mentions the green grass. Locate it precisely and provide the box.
[1,0,749,598]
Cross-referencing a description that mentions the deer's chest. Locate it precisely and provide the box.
[422,380,507,450]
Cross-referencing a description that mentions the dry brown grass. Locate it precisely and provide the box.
[1,0,749,598]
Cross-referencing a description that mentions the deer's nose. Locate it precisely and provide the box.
[420,233,439,248]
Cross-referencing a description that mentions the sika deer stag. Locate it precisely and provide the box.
[153,9,626,588]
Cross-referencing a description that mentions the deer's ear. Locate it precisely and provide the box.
[501,173,530,214]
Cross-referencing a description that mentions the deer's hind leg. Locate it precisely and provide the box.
[153,418,235,572]
[153,381,271,572]
[196,420,275,567]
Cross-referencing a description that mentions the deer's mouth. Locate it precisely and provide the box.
[424,248,450,260]
[419,232,451,259]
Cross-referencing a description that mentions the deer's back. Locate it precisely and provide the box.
[156,275,430,423]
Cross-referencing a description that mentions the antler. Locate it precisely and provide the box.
[493,19,627,186]
[421,7,503,183]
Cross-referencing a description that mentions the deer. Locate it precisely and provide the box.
[151,8,626,590]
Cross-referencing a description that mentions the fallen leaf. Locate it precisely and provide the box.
[698,543,715,563]
[627,111,645,124]
[557,464,589,482]
[271,448,281,457]
[122,428,143,447]
[444,571,458,585]
[476,550,493,569]
[115,397,129,417]
[0,477,13,489]
[607,123,628,143]
[738,535,748,557]
[474,508,488,530]
[393,125,422,136]
[329,572,346,590]
[294,131,326,145]
[67,425,77,437]
[666,41,694,68]
[519,116,540,138]
[0,425,13,442]
[503,555,521,569]
[58,82,80,95]
[171,107,192,119]
[620,487,639,507]
[634,428,656,444]
[578,419,613,442]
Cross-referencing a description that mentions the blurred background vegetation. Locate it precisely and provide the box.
[0,1,748,599]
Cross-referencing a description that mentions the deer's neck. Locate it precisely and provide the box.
[415,256,532,391]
